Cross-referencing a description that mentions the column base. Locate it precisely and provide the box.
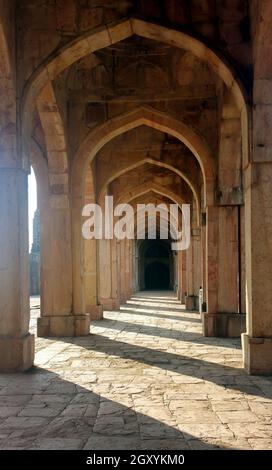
[37,314,90,337]
[101,298,120,311]
[87,305,103,321]
[179,291,185,304]
[242,333,272,375]
[185,295,198,311]
[0,334,34,372]
[202,312,246,337]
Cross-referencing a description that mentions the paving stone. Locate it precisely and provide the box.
[19,405,65,418]
[217,410,259,423]
[41,417,95,438]
[30,438,83,450]
[0,396,32,406]
[228,423,272,438]
[93,416,138,435]
[140,439,190,450]
[248,438,272,450]
[179,424,234,439]
[84,435,141,450]
[0,407,22,418]
[211,400,250,412]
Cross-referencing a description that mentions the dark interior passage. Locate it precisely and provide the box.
[138,239,173,291]
[145,260,170,289]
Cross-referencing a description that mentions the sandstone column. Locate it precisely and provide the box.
[119,239,131,302]
[0,168,34,371]
[242,164,272,374]
[176,250,183,301]
[203,206,243,337]
[241,1,272,374]
[185,232,200,310]
[200,219,207,308]
[98,239,120,310]
[37,194,90,336]
[84,238,103,320]
[181,248,187,303]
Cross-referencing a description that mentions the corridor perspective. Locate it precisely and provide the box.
[0,293,272,450]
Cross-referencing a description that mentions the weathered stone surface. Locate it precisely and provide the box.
[1,293,272,449]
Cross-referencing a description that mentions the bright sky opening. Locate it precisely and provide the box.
[28,167,37,252]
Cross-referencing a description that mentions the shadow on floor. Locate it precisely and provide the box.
[0,366,225,450]
[102,314,241,350]
[120,305,202,323]
[60,334,272,399]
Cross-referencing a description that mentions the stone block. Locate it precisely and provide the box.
[202,312,246,337]
[101,298,120,311]
[37,315,90,337]
[88,305,103,321]
[185,295,198,311]
[0,334,34,372]
[242,333,272,375]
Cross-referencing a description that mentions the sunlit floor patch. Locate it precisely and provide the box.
[0,293,271,450]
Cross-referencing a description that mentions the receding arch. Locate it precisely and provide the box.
[22,18,249,169]
[97,157,200,221]
[22,17,247,123]
[118,191,183,241]
[36,83,69,179]
[73,106,214,206]
[29,139,49,209]
[115,182,185,210]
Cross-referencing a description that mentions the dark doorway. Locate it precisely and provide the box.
[145,260,170,289]
[138,239,174,291]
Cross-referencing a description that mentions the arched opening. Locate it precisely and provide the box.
[138,239,174,291]
[28,166,40,297]
[17,12,248,375]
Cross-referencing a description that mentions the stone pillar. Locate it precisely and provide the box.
[37,194,90,336]
[111,238,121,309]
[192,229,201,309]
[0,168,34,371]
[242,1,272,374]
[177,250,183,301]
[84,239,102,320]
[129,240,135,296]
[201,219,207,307]
[128,239,134,298]
[242,164,272,374]
[203,206,244,337]
[185,232,200,310]
[82,166,102,320]
[239,206,246,315]
[98,239,120,311]
[119,239,131,302]
[181,248,187,303]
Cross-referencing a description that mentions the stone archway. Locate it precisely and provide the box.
[72,108,206,315]
[73,106,214,203]
[22,17,248,141]
[11,11,250,372]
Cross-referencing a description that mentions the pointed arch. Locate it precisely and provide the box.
[73,106,214,206]
[97,157,200,220]
[22,17,249,167]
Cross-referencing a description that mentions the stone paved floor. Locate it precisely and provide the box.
[1,291,272,450]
